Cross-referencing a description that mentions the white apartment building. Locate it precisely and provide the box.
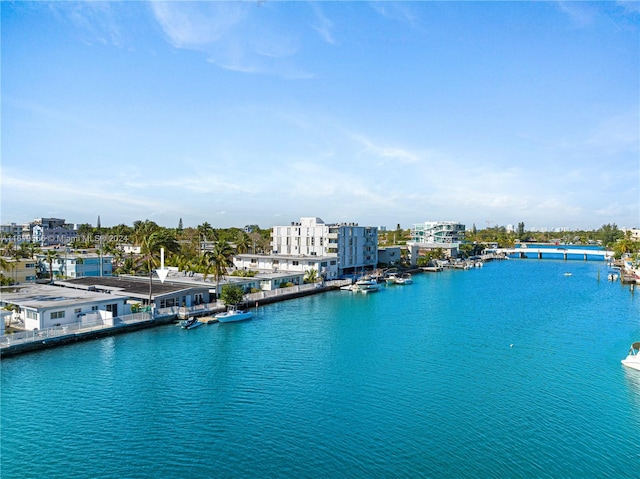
[410,221,466,258]
[233,217,378,278]
[412,221,465,244]
[233,253,339,280]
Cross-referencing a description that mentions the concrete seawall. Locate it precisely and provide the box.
[0,283,342,359]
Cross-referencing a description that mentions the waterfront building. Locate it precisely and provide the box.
[0,284,129,331]
[270,217,378,277]
[57,275,215,311]
[377,247,402,267]
[162,268,305,294]
[410,221,466,258]
[233,252,338,280]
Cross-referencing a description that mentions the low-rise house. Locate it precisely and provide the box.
[0,284,129,331]
[57,275,215,311]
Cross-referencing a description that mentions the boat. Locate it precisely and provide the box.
[180,317,203,330]
[340,284,359,292]
[215,305,253,323]
[621,342,640,371]
[607,271,619,281]
[355,278,380,293]
[395,273,413,285]
[385,273,399,285]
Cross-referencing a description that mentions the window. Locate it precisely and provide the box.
[26,310,38,320]
[74,308,82,313]
[51,311,65,320]
[292,261,299,266]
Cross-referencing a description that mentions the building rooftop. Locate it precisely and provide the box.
[56,275,210,298]
[0,284,118,309]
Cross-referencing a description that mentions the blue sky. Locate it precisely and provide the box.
[2,1,638,231]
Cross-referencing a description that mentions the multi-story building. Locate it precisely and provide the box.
[410,221,466,258]
[31,218,78,246]
[234,217,378,279]
[0,258,39,284]
[412,221,465,244]
[36,252,114,279]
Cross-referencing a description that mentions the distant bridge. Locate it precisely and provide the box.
[491,248,613,261]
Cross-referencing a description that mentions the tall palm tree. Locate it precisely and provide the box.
[43,250,59,283]
[131,220,160,247]
[203,240,234,299]
[139,230,180,274]
[197,222,216,241]
[235,231,250,254]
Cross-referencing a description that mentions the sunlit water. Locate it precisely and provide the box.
[2,260,639,478]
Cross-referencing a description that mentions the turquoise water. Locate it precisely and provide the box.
[2,260,639,478]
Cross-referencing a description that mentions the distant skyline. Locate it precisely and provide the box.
[2,1,638,231]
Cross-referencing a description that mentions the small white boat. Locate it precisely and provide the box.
[621,342,640,371]
[180,318,203,330]
[355,278,380,293]
[395,273,413,285]
[385,273,399,285]
[215,305,253,323]
[607,272,619,281]
[340,284,359,292]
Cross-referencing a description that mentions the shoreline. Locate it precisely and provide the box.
[0,282,344,359]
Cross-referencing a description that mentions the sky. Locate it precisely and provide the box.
[1,1,639,232]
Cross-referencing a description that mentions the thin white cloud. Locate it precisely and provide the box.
[351,134,421,165]
[150,2,247,48]
[50,1,128,47]
[310,2,337,45]
[150,1,312,78]
[369,1,418,27]
[555,1,597,27]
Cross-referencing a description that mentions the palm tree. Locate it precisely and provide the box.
[43,250,59,283]
[235,231,250,254]
[131,220,160,247]
[304,268,319,283]
[0,257,13,285]
[203,240,234,300]
[197,222,215,242]
[139,230,180,274]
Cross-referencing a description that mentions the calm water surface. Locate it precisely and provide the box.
[2,260,639,478]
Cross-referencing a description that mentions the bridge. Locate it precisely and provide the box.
[490,247,613,261]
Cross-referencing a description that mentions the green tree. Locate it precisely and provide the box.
[204,240,234,299]
[220,284,245,306]
[197,222,215,242]
[304,268,319,283]
[598,224,623,248]
[43,250,59,283]
[235,231,250,254]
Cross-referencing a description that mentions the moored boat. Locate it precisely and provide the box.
[355,278,380,293]
[215,305,253,323]
[395,273,413,285]
[621,342,640,371]
[180,317,203,330]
